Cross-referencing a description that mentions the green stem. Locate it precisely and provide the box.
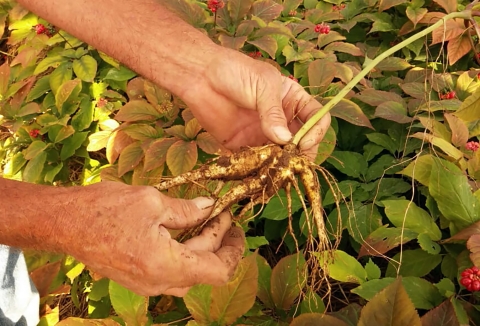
[292,10,473,145]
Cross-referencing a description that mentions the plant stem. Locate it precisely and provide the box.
[292,10,473,146]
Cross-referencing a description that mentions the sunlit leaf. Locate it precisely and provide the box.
[196,132,229,155]
[354,89,405,106]
[118,142,144,177]
[72,55,98,82]
[433,0,457,13]
[144,138,176,172]
[324,42,363,56]
[109,281,148,326]
[444,113,468,147]
[24,141,47,160]
[87,130,112,152]
[30,261,61,298]
[50,62,73,96]
[431,19,463,44]
[55,79,82,115]
[248,35,278,59]
[314,250,367,284]
[166,140,198,175]
[454,86,480,122]
[210,253,258,324]
[23,151,46,183]
[406,6,427,27]
[357,278,421,326]
[184,284,212,324]
[323,97,374,129]
[376,57,412,71]
[252,0,283,22]
[308,59,336,95]
[270,253,306,310]
[447,34,471,66]
[115,100,161,122]
[57,318,120,326]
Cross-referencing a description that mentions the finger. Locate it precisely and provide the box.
[160,194,215,229]
[170,227,245,288]
[183,211,233,252]
[255,68,292,145]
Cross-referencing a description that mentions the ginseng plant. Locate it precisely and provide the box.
[154,9,478,289]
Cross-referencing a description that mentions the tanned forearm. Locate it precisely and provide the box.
[15,0,217,102]
[0,178,77,252]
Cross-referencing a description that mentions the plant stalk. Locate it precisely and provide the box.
[292,10,473,145]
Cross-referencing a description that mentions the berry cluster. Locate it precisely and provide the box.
[288,75,298,82]
[97,97,108,108]
[333,4,346,10]
[460,267,480,291]
[439,90,456,100]
[248,51,262,59]
[288,10,297,16]
[207,0,224,12]
[34,24,46,35]
[29,129,40,138]
[314,23,330,34]
[466,141,480,152]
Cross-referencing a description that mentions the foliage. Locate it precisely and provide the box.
[2,0,480,324]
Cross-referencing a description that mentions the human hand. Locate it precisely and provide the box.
[62,182,244,297]
[183,47,331,160]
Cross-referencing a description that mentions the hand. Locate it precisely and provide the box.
[62,182,244,297]
[184,47,331,159]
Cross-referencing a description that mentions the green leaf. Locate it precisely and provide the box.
[454,86,480,122]
[23,151,46,183]
[434,279,456,299]
[34,55,66,75]
[16,102,41,117]
[115,100,161,122]
[51,125,75,143]
[421,299,460,325]
[246,236,269,250]
[347,203,383,244]
[382,199,442,241]
[406,6,427,27]
[270,253,306,310]
[104,66,136,81]
[417,233,441,255]
[327,151,368,179]
[55,79,82,116]
[61,132,88,161]
[282,45,312,65]
[357,278,421,326]
[315,125,336,165]
[376,57,412,71]
[429,157,480,229]
[166,140,198,176]
[24,141,47,160]
[314,250,367,284]
[256,255,274,309]
[374,101,412,124]
[118,142,144,177]
[88,278,110,301]
[62,255,85,283]
[72,97,94,131]
[399,154,433,186]
[210,253,258,324]
[109,281,148,326]
[365,259,381,280]
[325,42,363,56]
[323,180,360,206]
[358,226,417,258]
[50,62,73,96]
[385,249,442,278]
[87,130,112,152]
[366,133,398,154]
[300,290,325,314]
[261,188,303,220]
[44,163,63,184]
[184,284,213,324]
[291,314,348,326]
[72,55,98,82]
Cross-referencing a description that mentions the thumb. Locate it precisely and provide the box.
[160,194,215,230]
[255,72,292,145]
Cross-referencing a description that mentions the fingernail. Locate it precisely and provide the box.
[192,197,215,210]
[273,126,292,143]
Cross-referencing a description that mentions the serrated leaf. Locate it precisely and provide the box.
[72,55,97,82]
[357,278,421,326]
[376,57,412,71]
[378,0,408,12]
[358,226,417,258]
[417,233,441,255]
[23,151,46,183]
[184,285,213,324]
[421,299,460,326]
[109,281,148,326]
[291,314,348,326]
[326,151,368,178]
[144,138,175,172]
[314,250,367,284]
[24,141,47,160]
[50,62,73,96]
[270,253,306,310]
[196,132,229,155]
[210,253,258,324]
[429,157,480,229]
[324,42,363,56]
[382,200,441,241]
[185,118,202,139]
[118,142,144,177]
[218,34,248,51]
[248,35,278,59]
[166,140,198,176]
[252,0,283,22]
[115,100,161,122]
[365,259,381,280]
[385,249,442,278]
[308,59,336,95]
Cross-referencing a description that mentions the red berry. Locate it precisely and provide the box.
[34,24,46,35]
[466,141,480,152]
[448,91,456,99]
[29,129,40,138]
[97,97,108,108]
[288,10,297,16]
[288,75,298,82]
[207,0,224,12]
[315,23,330,34]
[461,277,472,286]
